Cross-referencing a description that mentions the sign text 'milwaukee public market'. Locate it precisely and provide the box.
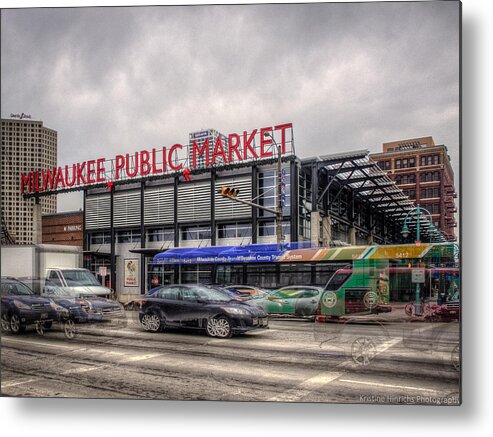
[20,123,292,194]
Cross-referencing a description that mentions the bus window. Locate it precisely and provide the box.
[325,269,352,291]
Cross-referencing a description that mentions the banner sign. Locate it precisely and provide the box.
[124,259,139,287]
[20,123,294,195]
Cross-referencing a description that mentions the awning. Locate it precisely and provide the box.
[153,242,314,265]
[128,248,170,257]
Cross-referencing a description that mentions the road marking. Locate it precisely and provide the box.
[123,353,162,362]
[338,378,442,393]
[1,337,73,349]
[271,335,405,402]
[269,372,342,402]
[62,366,102,374]
[1,378,41,388]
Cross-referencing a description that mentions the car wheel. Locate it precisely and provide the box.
[206,316,232,338]
[10,314,25,334]
[35,322,45,335]
[1,313,11,332]
[351,336,377,365]
[140,312,162,332]
[64,319,77,339]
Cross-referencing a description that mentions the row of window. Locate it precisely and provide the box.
[89,221,292,245]
[395,174,416,184]
[420,171,441,182]
[421,187,441,199]
[376,154,441,171]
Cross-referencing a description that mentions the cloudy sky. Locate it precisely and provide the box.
[1,1,460,211]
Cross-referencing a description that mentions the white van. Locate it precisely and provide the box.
[46,268,112,297]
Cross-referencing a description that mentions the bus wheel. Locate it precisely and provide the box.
[405,303,415,317]
[351,336,377,365]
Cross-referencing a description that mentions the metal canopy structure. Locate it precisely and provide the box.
[301,150,447,243]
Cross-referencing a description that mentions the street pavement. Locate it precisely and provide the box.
[0,312,460,404]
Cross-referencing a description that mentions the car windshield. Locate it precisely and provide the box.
[194,286,232,302]
[63,270,101,286]
[1,280,34,296]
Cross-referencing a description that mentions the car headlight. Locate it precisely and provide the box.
[13,300,30,310]
[50,301,68,313]
[223,307,250,315]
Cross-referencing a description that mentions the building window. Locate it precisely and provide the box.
[258,220,291,238]
[409,157,415,167]
[218,222,252,239]
[90,232,111,245]
[147,228,174,242]
[181,225,211,241]
[433,155,440,165]
[395,159,402,169]
[116,230,141,243]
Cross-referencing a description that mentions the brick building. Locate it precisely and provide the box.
[370,136,457,241]
[42,210,84,247]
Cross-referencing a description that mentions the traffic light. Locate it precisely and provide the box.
[218,186,240,197]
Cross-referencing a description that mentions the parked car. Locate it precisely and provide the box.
[222,285,271,299]
[256,285,324,319]
[42,285,124,323]
[138,284,269,338]
[0,277,69,334]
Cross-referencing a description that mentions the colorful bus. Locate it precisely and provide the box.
[151,242,459,318]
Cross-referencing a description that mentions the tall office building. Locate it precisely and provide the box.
[370,136,457,241]
[1,117,57,244]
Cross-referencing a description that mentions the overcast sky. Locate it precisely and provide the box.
[1,1,460,211]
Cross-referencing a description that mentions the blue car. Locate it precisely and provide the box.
[0,277,69,334]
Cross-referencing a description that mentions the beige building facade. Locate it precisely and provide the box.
[1,117,57,244]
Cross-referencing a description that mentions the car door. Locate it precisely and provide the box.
[264,289,299,314]
[294,288,321,316]
[177,286,204,328]
[156,286,183,326]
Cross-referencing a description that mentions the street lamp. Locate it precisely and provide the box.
[263,131,284,247]
[400,204,434,316]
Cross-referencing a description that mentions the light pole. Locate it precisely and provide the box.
[263,131,283,247]
[401,204,433,315]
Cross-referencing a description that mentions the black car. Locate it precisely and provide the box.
[40,284,125,323]
[0,277,69,334]
[139,284,269,338]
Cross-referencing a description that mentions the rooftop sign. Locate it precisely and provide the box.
[20,123,294,195]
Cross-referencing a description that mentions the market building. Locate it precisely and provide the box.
[19,123,448,301]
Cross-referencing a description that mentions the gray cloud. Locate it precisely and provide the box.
[1,2,460,211]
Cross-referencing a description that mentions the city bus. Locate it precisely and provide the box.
[151,242,459,318]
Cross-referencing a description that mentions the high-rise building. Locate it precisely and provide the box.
[1,117,57,244]
[370,136,457,241]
